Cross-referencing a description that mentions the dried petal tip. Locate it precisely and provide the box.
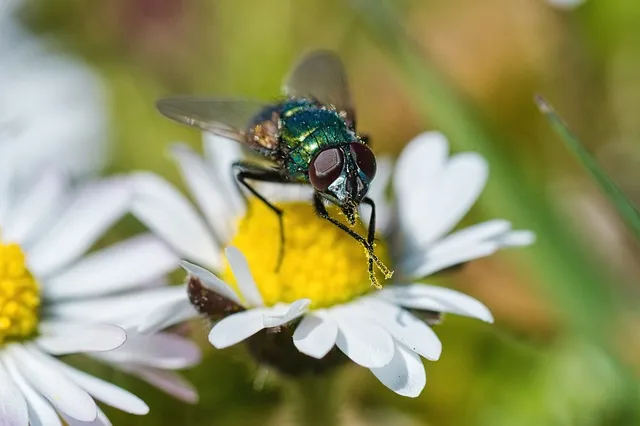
[187,276,244,319]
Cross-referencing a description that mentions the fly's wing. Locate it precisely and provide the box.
[283,50,356,125]
[156,97,269,146]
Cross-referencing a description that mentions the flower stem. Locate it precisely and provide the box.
[287,375,341,426]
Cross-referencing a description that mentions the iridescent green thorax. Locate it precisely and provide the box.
[278,99,356,181]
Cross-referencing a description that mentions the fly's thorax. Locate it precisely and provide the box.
[278,101,357,180]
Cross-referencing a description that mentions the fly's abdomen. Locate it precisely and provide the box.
[279,103,355,181]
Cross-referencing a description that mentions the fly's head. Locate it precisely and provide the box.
[309,142,376,225]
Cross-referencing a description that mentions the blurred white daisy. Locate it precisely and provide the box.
[0,15,109,180]
[131,131,534,397]
[0,161,199,425]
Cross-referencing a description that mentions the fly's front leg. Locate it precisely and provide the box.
[312,193,392,288]
[361,196,381,284]
[361,196,393,280]
[361,197,377,247]
[232,161,289,271]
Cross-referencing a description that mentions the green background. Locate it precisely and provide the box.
[16,0,640,424]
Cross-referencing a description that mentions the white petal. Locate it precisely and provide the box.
[121,366,198,404]
[179,260,240,304]
[2,170,68,246]
[0,160,16,225]
[47,358,148,415]
[2,354,61,426]
[7,345,97,422]
[257,183,313,202]
[293,312,338,359]
[44,234,178,300]
[203,133,245,217]
[395,133,488,247]
[27,177,132,277]
[93,332,201,370]
[63,407,111,426]
[407,221,535,272]
[332,312,395,368]
[414,153,487,246]
[501,230,536,246]
[407,241,499,278]
[370,343,426,398]
[262,299,310,328]
[361,156,393,234]
[0,361,29,426]
[48,286,188,326]
[225,247,263,307]
[170,144,236,242]
[380,284,494,323]
[136,298,199,334]
[35,323,126,355]
[394,131,448,204]
[425,220,511,259]
[254,182,313,203]
[352,298,441,360]
[401,219,511,277]
[368,156,393,205]
[130,172,221,271]
[208,309,266,349]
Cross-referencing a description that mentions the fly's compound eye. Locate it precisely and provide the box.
[309,148,344,191]
[350,142,376,180]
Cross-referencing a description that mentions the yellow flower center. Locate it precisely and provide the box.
[222,199,390,309]
[0,243,40,344]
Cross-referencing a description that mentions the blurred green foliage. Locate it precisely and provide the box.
[17,0,640,424]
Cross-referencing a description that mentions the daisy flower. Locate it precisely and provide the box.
[0,16,109,180]
[0,0,22,20]
[132,131,534,397]
[0,160,200,425]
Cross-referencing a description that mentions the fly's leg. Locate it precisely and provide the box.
[360,196,394,285]
[313,194,392,289]
[361,197,377,246]
[232,161,289,271]
[361,196,376,283]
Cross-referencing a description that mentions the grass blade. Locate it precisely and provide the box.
[535,95,640,240]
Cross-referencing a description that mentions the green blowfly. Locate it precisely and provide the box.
[156,50,393,288]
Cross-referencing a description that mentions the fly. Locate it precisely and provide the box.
[156,50,393,287]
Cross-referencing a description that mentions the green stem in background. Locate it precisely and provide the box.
[286,375,341,426]
[535,95,640,241]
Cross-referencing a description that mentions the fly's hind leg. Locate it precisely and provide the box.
[232,161,290,271]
